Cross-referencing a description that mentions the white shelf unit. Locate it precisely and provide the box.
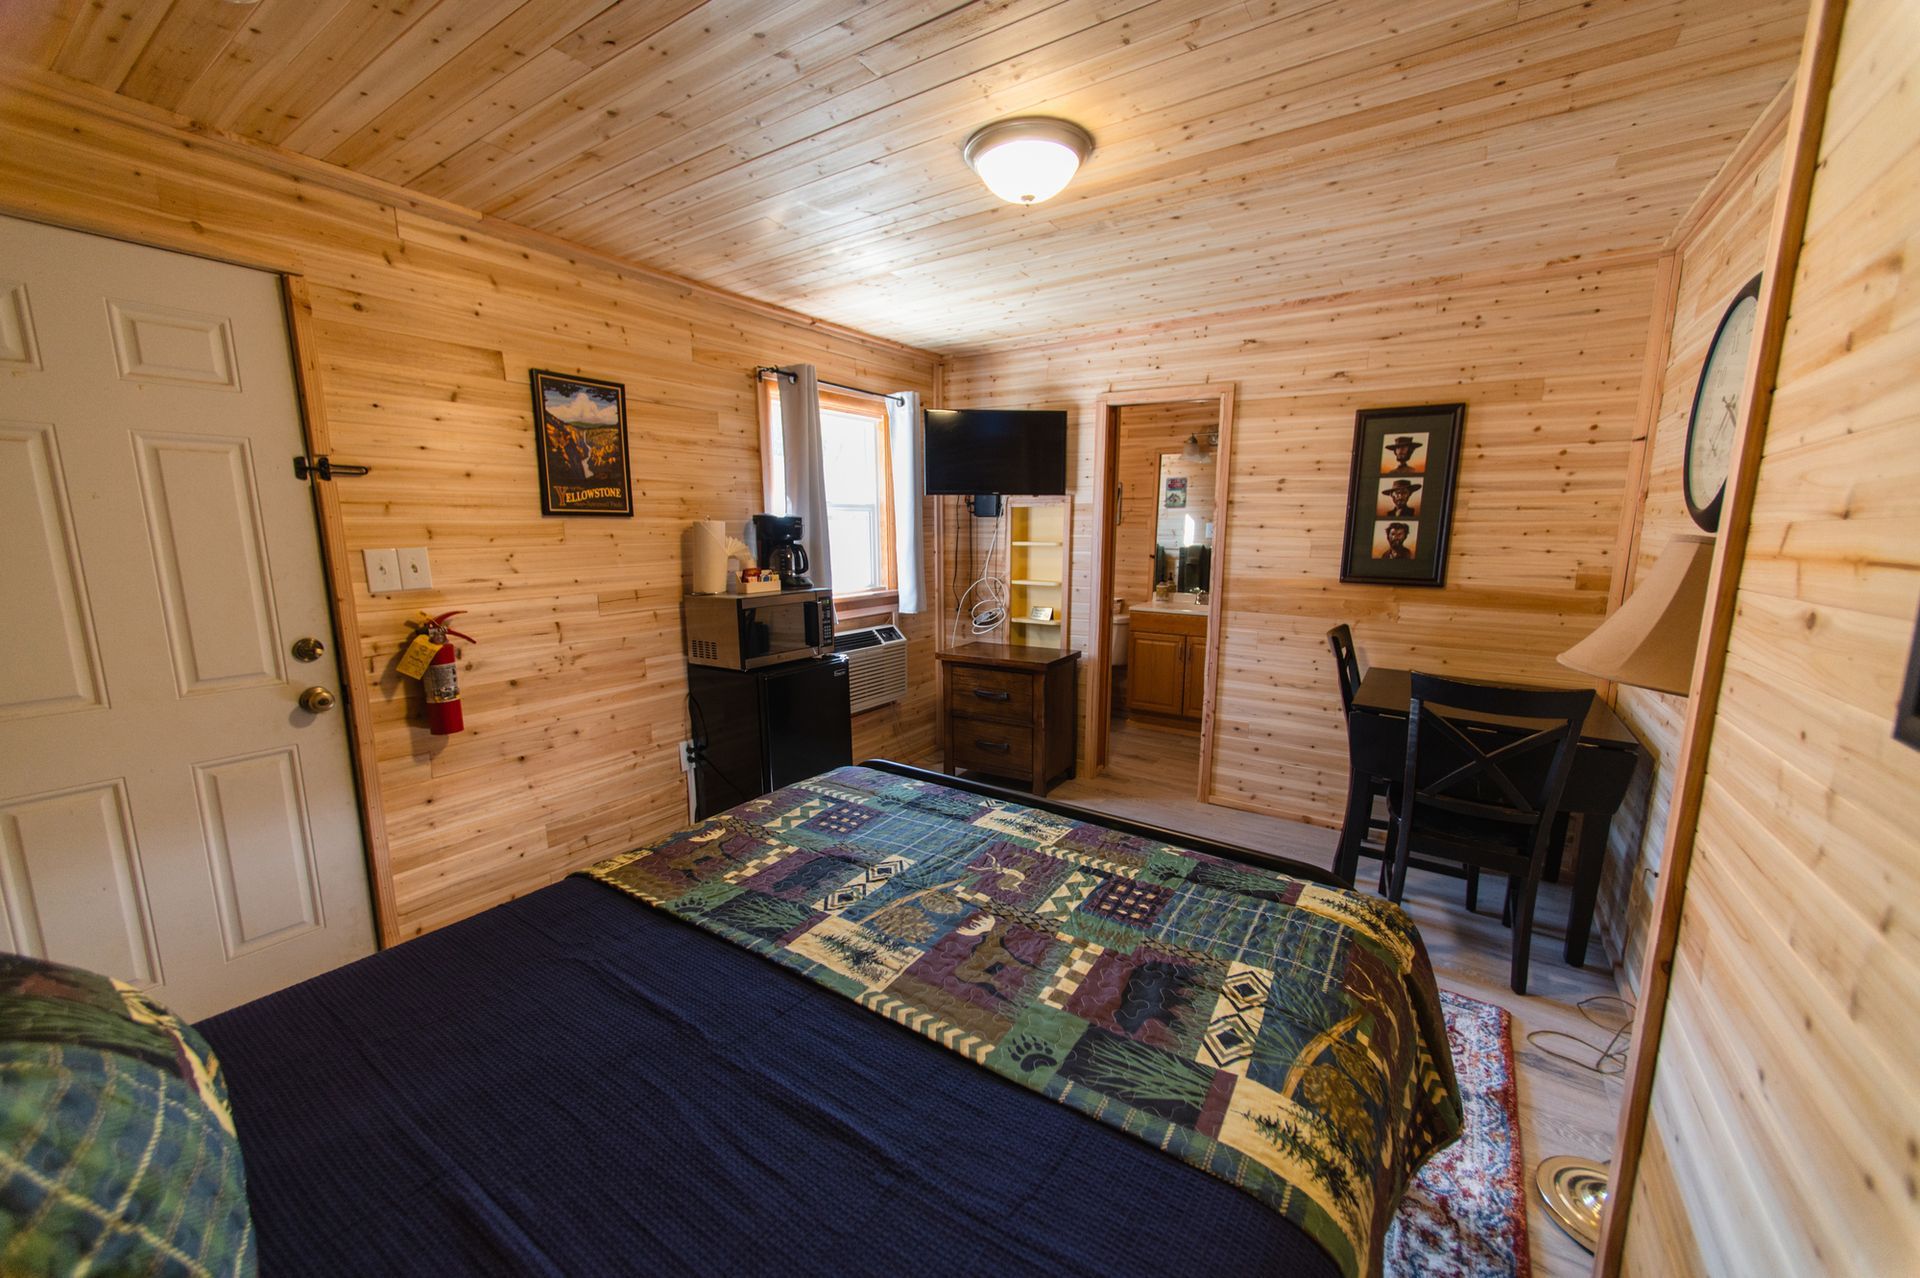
[1004,497,1071,651]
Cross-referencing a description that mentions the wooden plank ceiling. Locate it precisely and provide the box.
[14,0,1805,352]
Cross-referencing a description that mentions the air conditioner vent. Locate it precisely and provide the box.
[834,625,904,652]
[833,625,909,713]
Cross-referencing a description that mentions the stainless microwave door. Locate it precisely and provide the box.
[740,599,813,664]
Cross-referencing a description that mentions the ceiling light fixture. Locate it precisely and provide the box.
[963,117,1093,205]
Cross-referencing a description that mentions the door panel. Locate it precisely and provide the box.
[0,214,373,1017]
[193,749,322,957]
[106,299,240,389]
[1127,631,1186,715]
[1182,636,1208,719]
[133,432,284,695]
[0,420,105,718]
[0,780,159,983]
[0,280,40,368]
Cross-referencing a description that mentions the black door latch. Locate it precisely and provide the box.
[293,455,372,481]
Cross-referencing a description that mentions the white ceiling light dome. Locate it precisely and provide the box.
[963,118,1094,205]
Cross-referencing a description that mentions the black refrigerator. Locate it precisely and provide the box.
[687,655,853,819]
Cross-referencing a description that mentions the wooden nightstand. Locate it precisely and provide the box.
[936,643,1079,795]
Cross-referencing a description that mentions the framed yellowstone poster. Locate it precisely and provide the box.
[1339,403,1464,586]
[530,369,633,516]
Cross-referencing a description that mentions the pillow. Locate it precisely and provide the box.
[0,954,255,1276]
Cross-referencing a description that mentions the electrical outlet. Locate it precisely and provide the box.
[397,546,432,590]
[362,548,400,595]
[679,740,696,772]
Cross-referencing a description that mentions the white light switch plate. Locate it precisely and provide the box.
[363,547,401,594]
[397,546,432,590]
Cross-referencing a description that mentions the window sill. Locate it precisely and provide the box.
[834,590,898,615]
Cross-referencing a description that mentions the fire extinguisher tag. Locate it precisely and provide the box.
[397,634,444,680]
[422,662,459,704]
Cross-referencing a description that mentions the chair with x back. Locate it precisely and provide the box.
[1330,630,1489,905]
[1386,673,1594,994]
[1327,625,1399,892]
[1328,624,1363,714]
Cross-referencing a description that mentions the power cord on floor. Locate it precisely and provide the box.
[1525,994,1634,1076]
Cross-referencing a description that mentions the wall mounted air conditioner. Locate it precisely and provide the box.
[834,624,908,713]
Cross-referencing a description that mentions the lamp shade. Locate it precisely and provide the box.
[963,118,1093,205]
[1558,533,1714,695]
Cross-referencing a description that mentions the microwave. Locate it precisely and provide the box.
[684,589,835,670]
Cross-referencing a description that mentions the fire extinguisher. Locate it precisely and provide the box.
[419,611,476,736]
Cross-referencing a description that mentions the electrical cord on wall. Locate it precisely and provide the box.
[684,691,753,820]
[945,492,974,640]
[950,507,1009,646]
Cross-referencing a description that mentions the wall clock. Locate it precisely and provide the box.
[1683,274,1761,532]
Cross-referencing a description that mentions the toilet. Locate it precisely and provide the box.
[1110,600,1129,668]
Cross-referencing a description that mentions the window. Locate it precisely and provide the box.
[762,384,897,599]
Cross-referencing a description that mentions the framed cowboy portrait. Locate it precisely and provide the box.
[1339,403,1465,586]
[530,369,633,516]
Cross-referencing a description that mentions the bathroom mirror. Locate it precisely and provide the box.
[1154,450,1215,591]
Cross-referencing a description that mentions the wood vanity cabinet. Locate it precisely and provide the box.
[1125,610,1208,725]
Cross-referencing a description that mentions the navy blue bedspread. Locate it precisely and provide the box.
[199,877,1337,1277]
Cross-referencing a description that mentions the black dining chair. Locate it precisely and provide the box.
[1385,673,1594,995]
[1328,625,1398,893]
[1329,626,1483,904]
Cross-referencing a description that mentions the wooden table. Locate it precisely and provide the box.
[1338,667,1644,967]
[936,643,1079,795]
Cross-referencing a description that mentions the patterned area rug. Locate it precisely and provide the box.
[1384,990,1531,1277]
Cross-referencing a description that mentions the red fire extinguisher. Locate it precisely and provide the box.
[420,611,476,736]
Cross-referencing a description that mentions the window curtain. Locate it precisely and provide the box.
[887,390,925,613]
[774,364,832,592]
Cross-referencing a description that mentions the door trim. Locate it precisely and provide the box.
[1087,382,1237,802]
[280,278,396,946]
[1593,0,1842,1266]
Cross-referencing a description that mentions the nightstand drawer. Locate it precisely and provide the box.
[949,715,1035,774]
[948,665,1034,722]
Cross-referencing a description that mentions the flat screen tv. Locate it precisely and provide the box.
[923,408,1068,496]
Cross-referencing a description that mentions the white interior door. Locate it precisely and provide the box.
[0,214,373,1018]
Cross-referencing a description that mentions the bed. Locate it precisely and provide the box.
[197,762,1461,1277]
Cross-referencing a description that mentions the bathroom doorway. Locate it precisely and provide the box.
[1087,385,1236,795]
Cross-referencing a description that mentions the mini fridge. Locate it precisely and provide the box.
[687,655,853,819]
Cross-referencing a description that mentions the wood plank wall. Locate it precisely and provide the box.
[0,76,942,943]
[1597,124,1787,992]
[1114,401,1217,610]
[943,262,1659,818]
[1620,0,1920,1267]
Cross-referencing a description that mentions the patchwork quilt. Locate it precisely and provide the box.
[0,955,254,1277]
[583,766,1461,1277]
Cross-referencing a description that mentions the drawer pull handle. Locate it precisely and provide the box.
[971,689,1012,702]
[974,739,1010,753]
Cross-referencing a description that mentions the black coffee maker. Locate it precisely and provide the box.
[751,513,813,588]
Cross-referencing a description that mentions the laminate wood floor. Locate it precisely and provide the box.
[1053,719,1623,1278]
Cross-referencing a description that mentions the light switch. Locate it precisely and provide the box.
[397,547,432,590]
[363,548,400,594]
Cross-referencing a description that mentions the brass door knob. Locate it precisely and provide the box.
[292,637,326,662]
[299,686,337,713]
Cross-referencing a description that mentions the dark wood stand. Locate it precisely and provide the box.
[936,642,1079,795]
